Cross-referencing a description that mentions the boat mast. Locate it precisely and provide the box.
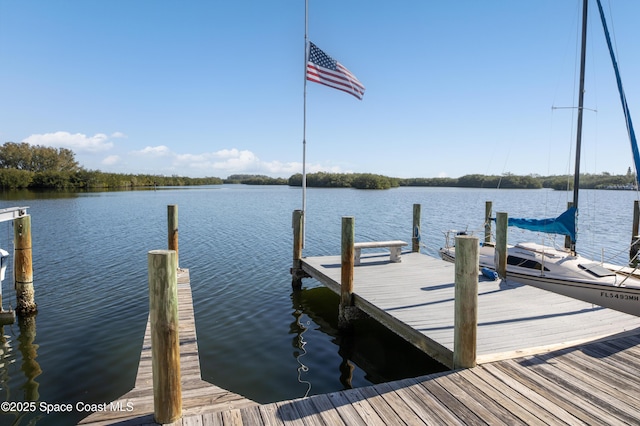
[595,0,640,190]
[572,0,589,254]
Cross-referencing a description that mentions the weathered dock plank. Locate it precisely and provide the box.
[301,252,640,367]
[174,326,640,424]
[79,269,256,425]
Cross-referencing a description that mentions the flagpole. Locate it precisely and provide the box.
[302,0,308,248]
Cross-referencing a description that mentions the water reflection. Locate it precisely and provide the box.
[0,189,79,201]
[0,314,42,425]
[18,315,41,402]
[0,326,12,398]
[289,306,311,398]
[290,285,447,396]
[337,331,355,389]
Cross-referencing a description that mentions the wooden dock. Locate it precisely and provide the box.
[77,256,640,425]
[78,269,257,425]
[301,251,640,368]
[177,328,640,425]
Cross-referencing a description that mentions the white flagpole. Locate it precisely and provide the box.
[302,0,308,248]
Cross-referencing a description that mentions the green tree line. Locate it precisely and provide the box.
[288,172,401,189]
[0,142,222,189]
[0,142,636,190]
[289,171,637,190]
[223,174,288,185]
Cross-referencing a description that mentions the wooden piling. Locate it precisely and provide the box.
[631,201,639,266]
[291,210,305,289]
[484,201,492,244]
[412,204,421,252]
[168,205,179,268]
[495,212,508,279]
[148,249,182,424]
[453,234,478,369]
[339,217,355,327]
[14,215,36,316]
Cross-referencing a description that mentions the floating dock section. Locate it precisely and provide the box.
[301,251,640,368]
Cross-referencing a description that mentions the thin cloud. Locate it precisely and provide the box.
[158,147,341,176]
[23,131,114,152]
[133,145,171,156]
[102,155,121,166]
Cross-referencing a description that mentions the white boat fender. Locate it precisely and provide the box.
[481,267,498,281]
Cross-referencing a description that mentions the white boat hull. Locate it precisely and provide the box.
[440,242,640,317]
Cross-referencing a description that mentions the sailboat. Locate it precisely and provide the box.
[439,0,640,317]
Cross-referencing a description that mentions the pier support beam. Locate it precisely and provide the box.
[495,212,508,279]
[291,210,308,289]
[484,201,492,244]
[412,204,421,252]
[453,235,478,369]
[148,250,182,424]
[14,215,36,316]
[339,216,357,328]
[168,205,179,268]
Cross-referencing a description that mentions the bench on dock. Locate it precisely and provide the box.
[354,240,408,265]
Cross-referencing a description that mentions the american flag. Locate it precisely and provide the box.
[306,42,365,100]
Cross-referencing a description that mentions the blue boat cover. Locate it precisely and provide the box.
[504,207,576,241]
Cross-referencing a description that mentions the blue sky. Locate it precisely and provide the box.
[1,1,640,179]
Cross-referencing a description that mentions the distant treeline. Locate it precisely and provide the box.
[225,173,400,189]
[286,171,638,190]
[0,142,222,189]
[223,174,288,185]
[400,172,637,190]
[288,172,400,189]
[0,142,636,190]
[0,167,223,189]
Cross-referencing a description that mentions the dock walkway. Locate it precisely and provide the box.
[178,329,640,425]
[79,269,257,425]
[301,251,640,367]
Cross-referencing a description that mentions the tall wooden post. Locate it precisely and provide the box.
[168,205,179,268]
[148,250,181,424]
[412,204,421,252]
[339,216,355,328]
[631,201,640,266]
[291,210,304,289]
[453,235,478,369]
[495,212,508,279]
[484,201,492,244]
[14,215,36,316]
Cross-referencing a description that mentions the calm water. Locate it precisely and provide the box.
[0,185,637,425]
